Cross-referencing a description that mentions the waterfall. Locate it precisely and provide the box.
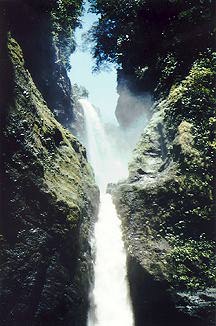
[79,99,134,326]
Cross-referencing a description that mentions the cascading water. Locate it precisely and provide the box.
[79,99,134,326]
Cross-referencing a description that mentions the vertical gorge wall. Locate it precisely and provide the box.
[114,56,216,325]
[0,3,99,325]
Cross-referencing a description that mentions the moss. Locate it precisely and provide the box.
[6,36,97,224]
[114,52,216,296]
[166,52,216,142]
[7,35,24,66]
[166,238,216,291]
[1,36,99,325]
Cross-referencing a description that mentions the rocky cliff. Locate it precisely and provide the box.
[0,25,98,326]
[115,71,153,128]
[114,53,216,326]
[1,0,82,128]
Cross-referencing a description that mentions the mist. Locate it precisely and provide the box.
[77,85,153,326]
[101,85,153,172]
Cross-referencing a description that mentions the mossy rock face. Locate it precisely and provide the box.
[0,36,99,326]
[3,2,76,127]
[114,53,216,326]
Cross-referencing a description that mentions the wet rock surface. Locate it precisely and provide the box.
[0,36,99,326]
[113,54,216,326]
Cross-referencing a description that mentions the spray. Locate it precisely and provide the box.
[79,99,134,326]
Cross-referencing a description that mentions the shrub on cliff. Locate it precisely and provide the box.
[51,0,83,69]
[1,0,83,70]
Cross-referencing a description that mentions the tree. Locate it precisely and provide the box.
[88,0,215,95]
[51,0,83,69]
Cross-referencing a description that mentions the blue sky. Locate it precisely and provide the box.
[69,3,119,125]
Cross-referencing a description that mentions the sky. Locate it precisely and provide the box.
[69,2,119,125]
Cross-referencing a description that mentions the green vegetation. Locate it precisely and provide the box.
[88,0,215,94]
[161,53,216,291]
[3,0,83,70]
[6,36,96,228]
[113,35,215,295]
[0,35,99,325]
[28,0,84,69]
[166,237,215,290]
[51,0,83,69]
[36,0,84,69]
[165,54,216,232]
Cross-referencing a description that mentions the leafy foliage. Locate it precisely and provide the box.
[88,0,215,94]
[2,0,83,70]
[161,54,216,290]
[166,52,216,224]
[166,237,216,290]
[51,0,83,69]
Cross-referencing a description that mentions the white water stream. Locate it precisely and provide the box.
[79,99,134,326]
